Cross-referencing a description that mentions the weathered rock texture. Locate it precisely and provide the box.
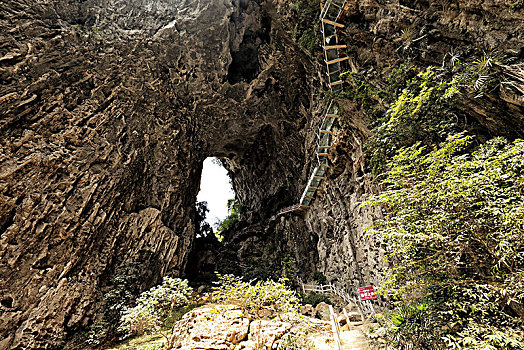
[1,0,523,348]
[174,305,330,350]
[0,0,316,348]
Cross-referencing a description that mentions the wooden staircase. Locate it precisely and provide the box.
[277,0,348,216]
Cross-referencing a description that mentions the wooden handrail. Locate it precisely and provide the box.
[329,305,343,350]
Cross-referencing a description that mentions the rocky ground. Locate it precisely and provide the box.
[108,304,333,350]
[107,299,374,350]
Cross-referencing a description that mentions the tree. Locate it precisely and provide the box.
[215,198,241,240]
[362,133,524,349]
[195,201,213,239]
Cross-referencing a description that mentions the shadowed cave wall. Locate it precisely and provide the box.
[0,0,318,348]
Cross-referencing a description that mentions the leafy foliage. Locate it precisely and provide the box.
[194,201,214,239]
[340,62,419,122]
[84,251,161,346]
[445,48,503,98]
[371,303,442,349]
[313,271,327,285]
[119,277,193,337]
[282,254,299,280]
[362,134,524,349]
[208,274,300,318]
[288,0,322,53]
[365,66,461,175]
[301,293,332,307]
[215,198,241,240]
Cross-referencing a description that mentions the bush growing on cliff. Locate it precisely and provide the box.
[362,133,524,349]
[214,198,241,241]
[313,271,327,285]
[366,66,461,175]
[288,0,321,53]
[209,274,300,318]
[300,293,332,308]
[119,277,192,337]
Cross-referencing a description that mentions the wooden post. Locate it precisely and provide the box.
[343,307,350,329]
[329,305,342,350]
[368,300,376,315]
[357,299,366,321]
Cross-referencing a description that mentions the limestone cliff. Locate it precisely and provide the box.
[216,0,523,300]
[0,0,315,348]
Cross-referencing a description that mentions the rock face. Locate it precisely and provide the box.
[175,305,330,350]
[257,0,524,293]
[0,0,316,348]
[1,0,523,349]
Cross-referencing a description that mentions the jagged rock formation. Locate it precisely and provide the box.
[1,0,523,349]
[0,0,316,348]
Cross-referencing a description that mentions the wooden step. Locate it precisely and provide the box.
[322,18,345,28]
[330,80,344,86]
[326,114,340,118]
[320,130,334,134]
[324,44,347,50]
[326,56,350,65]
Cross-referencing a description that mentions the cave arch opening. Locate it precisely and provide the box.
[195,157,238,241]
[187,156,242,281]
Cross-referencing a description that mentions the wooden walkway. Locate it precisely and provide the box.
[305,281,373,350]
[277,0,349,216]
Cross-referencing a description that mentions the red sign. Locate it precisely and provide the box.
[357,286,377,301]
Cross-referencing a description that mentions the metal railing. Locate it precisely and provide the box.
[301,281,379,321]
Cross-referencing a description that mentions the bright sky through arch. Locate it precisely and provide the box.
[196,157,235,228]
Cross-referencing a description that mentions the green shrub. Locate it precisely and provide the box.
[208,274,300,318]
[215,198,241,240]
[288,0,321,54]
[371,303,442,349]
[301,293,332,307]
[119,277,192,337]
[312,271,327,285]
[362,134,524,349]
[365,66,460,175]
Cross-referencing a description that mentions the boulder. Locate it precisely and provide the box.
[314,302,331,321]
[300,304,315,316]
[248,320,292,349]
[178,305,250,349]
